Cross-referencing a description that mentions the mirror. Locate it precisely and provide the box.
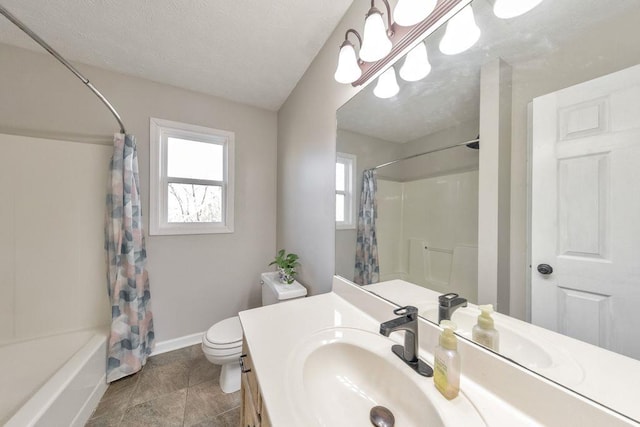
[336,0,640,421]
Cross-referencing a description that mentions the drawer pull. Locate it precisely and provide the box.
[239,354,251,373]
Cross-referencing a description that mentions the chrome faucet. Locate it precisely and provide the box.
[438,293,468,323]
[380,306,433,377]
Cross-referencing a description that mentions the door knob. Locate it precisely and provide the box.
[537,264,553,275]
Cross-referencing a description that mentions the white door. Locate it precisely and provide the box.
[531,64,640,359]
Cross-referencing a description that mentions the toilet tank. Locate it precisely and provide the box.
[261,272,307,306]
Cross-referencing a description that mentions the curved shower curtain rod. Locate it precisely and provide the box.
[0,4,127,134]
[371,137,480,170]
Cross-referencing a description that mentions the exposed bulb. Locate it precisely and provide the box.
[399,42,431,82]
[334,41,362,84]
[393,0,437,27]
[493,0,543,19]
[373,67,399,99]
[439,4,481,55]
[359,8,392,62]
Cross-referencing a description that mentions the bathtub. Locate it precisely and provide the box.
[1,329,108,427]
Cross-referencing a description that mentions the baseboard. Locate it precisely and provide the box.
[71,374,108,427]
[152,332,204,356]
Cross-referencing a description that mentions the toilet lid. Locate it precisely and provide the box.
[205,316,242,345]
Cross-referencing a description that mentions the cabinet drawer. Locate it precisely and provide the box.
[241,338,261,413]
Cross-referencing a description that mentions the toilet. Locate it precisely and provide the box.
[201,271,307,393]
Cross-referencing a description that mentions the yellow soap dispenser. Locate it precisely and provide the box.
[433,320,460,400]
[472,304,500,352]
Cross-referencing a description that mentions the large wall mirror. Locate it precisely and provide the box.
[335,0,640,421]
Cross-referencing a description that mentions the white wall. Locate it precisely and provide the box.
[478,59,512,313]
[0,134,111,344]
[0,43,277,343]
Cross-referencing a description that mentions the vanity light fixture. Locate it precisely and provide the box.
[492,0,543,19]
[334,30,363,84]
[359,0,394,62]
[399,41,431,82]
[393,0,438,27]
[373,66,400,99]
[439,4,481,55]
[333,0,469,86]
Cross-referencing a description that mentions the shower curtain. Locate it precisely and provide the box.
[105,133,154,382]
[354,169,380,285]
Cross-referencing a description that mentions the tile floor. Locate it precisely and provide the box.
[85,345,240,427]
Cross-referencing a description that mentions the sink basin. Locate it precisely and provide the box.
[286,327,486,427]
[420,307,586,385]
[422,307,554,369]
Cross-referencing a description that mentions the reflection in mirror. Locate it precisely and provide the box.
[336,0,640,421]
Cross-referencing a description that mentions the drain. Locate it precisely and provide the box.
[370,405,395,427]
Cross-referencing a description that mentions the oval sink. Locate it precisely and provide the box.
[422,308,553,369]
[286,327,486,427]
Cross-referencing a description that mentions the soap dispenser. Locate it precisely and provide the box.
[433,320,460,400]
[472,304,500,352]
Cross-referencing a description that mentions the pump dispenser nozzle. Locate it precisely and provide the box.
[477,304,495,329]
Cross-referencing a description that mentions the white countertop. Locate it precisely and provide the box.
[239,277,637,426]
[366,279,640,423]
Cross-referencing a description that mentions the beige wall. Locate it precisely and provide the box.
[335,129,399,280]
[0,43,277,343]
[276,6,362,295]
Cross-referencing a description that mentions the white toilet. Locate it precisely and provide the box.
[201,271,307,393]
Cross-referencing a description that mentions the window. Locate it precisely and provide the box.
[336,152,356,229]
[150,118,234,235]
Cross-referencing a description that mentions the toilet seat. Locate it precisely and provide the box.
[203,316,242,351]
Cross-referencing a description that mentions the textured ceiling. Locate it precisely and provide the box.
[338,0,639,143]
[0,0,353,111]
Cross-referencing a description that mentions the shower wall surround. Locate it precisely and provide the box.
[0,134,111,343]
[377,170,479,301]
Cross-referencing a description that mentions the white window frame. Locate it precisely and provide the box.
[149,117,235,235]
[336,152,356,230]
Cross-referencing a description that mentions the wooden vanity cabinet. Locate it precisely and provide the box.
[240,337,271,427]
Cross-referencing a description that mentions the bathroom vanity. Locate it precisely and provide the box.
[239,337,271,427]
[238,277,636,426]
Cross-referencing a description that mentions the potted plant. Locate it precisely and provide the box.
[269,249,300,284]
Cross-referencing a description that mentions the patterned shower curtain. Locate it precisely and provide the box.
[354,169,380,285]
[105,134,154,382]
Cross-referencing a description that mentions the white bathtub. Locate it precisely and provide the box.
[1,329,108,427]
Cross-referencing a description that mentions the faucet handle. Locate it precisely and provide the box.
[393,306,418,316]
[438,293,460,306]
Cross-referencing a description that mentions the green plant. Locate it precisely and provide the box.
[269,249,300,284]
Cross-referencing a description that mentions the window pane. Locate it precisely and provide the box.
[336,194,345,222]
[336,162,345,191]
[168,184,222,223]
[168,137,223,180]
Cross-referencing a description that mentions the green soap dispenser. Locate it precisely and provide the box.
[472,304,500,352]
[433,320,460,400]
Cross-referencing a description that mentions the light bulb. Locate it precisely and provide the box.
[334,41,362,84]
[439,4,481,55]
[359,8,392,62]
[493,0,543,19]
[399,42,431,82]
[393,0,437,27]
[373,67,399,99]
